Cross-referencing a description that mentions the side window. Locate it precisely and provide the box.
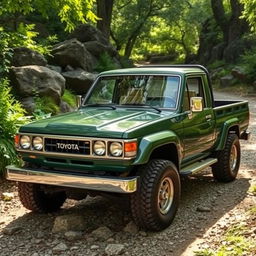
[183,77,205,111]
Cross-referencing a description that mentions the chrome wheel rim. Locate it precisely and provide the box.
[230,144,238,172]
[158,177,174,215]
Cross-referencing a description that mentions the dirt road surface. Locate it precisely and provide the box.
[0,91,255,256]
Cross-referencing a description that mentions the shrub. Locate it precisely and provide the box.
[62,89,77,107]
[95,52,118,72]
[241,48,256,83]
[34,96,60,116]
[0,79,26,175]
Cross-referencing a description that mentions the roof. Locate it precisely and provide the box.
[100,65,207,76]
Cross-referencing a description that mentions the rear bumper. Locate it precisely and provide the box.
[5,165,137,193]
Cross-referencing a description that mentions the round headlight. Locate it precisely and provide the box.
[93,141,106,156]
[110,142,123,157]
[20,135,31,149]
[32,136,43,150]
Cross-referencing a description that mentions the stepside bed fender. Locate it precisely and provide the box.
[215,117,239,151]
[133,130,182,166]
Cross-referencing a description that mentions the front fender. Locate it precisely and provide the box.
[215,118,239,151]
[133,130,181,165]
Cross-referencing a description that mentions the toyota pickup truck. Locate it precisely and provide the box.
[6,65,250,231]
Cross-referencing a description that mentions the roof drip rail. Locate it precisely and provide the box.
[138,64,214,107]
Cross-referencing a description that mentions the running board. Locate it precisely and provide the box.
[180,158,218,176]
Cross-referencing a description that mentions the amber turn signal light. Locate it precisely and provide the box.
[124,141,137,157]
[14,134,20,148]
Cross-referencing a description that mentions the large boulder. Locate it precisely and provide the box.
[62,69,97,95]
[220,75,235,88]
[69,24,109,45]
[50,39,93,71]
[10,65,65,103]
[11,47,47,67]
[84,41,117,58]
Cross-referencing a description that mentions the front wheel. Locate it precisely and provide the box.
[18,182,67,213]
[212,134,241,182]
[131,160,181,231]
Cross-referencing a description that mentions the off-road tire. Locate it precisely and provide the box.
[212,134,241,182]
[131,159,180,231]
[18,182,67,213]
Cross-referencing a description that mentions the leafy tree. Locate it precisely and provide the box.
[241,0,256,31]
[111,0,173,58]
[0,0,98,32]
[111,0,210,61]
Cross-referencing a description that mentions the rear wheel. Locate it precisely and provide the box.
[18,182,67,213]
[212,134,241,182]
[131,160,180,231]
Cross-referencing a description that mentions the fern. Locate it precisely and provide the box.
[0,79,27,175]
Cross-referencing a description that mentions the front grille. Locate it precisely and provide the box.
[44,138,90,155]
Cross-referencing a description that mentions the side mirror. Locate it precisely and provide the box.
[76,95,82,108]
[190,97,203,112]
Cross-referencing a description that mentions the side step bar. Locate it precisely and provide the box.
[180,158,218,176]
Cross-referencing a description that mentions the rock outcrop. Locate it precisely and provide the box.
[62,69,97,94]
[50,39,93,71]
[9,24,122,114]
[11,65,65,103]
[11,47,47,67]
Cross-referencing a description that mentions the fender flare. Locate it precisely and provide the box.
[215,118,239,151]
[133,130,182,165]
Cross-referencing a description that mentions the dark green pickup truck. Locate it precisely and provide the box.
[6,65,250,231]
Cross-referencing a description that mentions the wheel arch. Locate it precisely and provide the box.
[133,130,181,170]
[215,118,240,151]
[149,143,180,171]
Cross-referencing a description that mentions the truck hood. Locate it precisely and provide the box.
[20,108,175,138]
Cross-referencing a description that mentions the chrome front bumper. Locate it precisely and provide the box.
[5,165,138,193]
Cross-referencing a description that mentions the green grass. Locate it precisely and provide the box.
[194,224,256,256]
[249,184,256,196]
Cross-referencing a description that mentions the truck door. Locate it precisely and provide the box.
[182,75,215,158]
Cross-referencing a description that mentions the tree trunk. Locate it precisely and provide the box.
[201,0,250,64]
[96,0,114,40]
[228,0,248,43]
[210,0,229,43]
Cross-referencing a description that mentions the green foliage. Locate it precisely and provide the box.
[95,52,118,72]
[249,184,256,195]
[208,60,226,70]
[1,24,57,56]
[0,28,13,75]
[62,90,77,107]
[0,79,27,174]
[0,0,98,32]
[112,0,211,61]
[241,48,256,83]
[34,96,60,116]
[241,0,256,31]
[194,224,256,256]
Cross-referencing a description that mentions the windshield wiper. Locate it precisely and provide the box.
[82,104,116,110]
[120,104,162,113]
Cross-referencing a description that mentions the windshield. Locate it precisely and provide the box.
[84,75,180,109]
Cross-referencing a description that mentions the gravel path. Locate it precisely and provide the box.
[0,91,255,256]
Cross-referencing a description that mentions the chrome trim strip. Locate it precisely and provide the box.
[6,165,138,193]
[214,101,248,110]
[17,133,137,160]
